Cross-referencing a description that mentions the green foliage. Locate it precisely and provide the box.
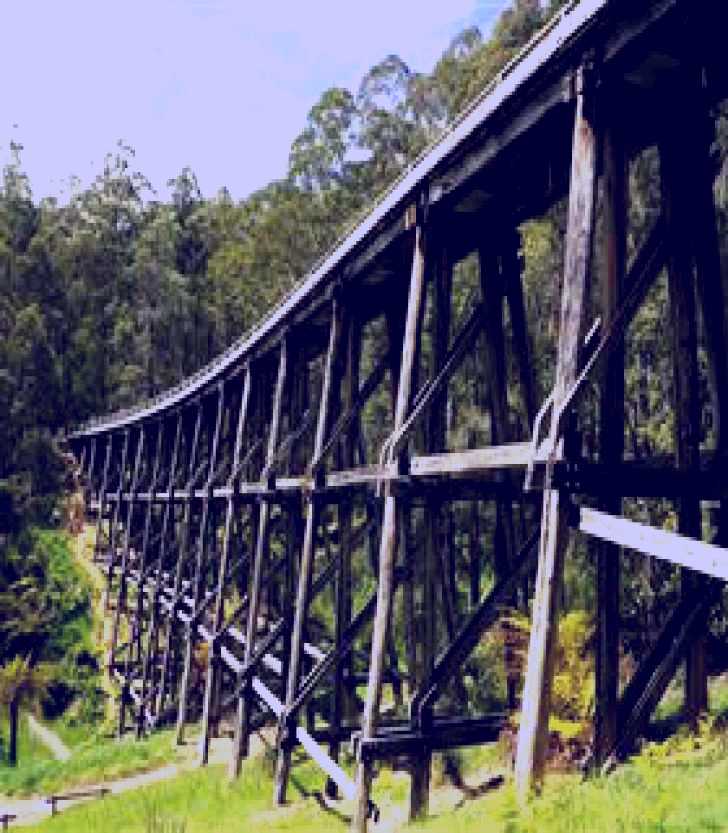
[551,611,594,724]
[0,528,102,760]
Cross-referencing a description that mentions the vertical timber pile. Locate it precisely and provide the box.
[157,404,203,718]
[230,338,288,777]
[176,384,226,743]
[660,112,705,723]
[352,207,427,831]
[593,110,626,766]
[139,413,184,736]
[274,294,346,803]
[199,368,252,764]
[514,63,599,801]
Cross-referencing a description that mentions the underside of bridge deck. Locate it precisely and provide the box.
[68,0,728,828]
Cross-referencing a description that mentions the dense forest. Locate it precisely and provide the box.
[2,0,728,778]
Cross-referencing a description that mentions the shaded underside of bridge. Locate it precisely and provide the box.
[69,0,728,827]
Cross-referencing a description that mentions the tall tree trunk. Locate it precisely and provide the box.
[8,696,19,766]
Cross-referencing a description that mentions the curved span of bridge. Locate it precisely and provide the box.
[70,0,618,440]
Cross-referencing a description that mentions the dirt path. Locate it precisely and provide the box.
[0,762,182,828]
[26,715,70,762]
[0,734,252,827]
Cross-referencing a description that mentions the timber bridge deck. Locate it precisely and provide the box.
[69,0,728,827]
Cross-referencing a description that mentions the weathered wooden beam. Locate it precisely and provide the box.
[104,431,130,612]
[199,369,252,765]
[123,422,164,736]
[661,120,706,722]
[231,339,288,778]
[327,312,360,798]
[139,413,183,735]
[110,428,144,675]
[352,217,428,833]
[274,298,345,804]
[515,65,598,802]
[92,439,113,564]
[579,508,728,582]
[410,236,451,821]
[176,384,226,743]
[594,116,626,767]
[157,404,203,717]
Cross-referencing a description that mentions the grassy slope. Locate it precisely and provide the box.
[20,723,728,833]
[0,729,182,796]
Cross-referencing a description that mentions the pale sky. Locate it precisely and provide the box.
[1,0,511,202]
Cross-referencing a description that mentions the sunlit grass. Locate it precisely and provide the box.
[0,729,181,797]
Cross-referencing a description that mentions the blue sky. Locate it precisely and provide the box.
[2,0,511,202]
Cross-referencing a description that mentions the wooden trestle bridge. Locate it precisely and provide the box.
[68,0,728,827]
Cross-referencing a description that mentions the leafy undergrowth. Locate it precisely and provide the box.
[20,722,728,833]
[414,722,728,833]
[0,729,181,796]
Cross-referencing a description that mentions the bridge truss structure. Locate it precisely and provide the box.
[69,0,728,827]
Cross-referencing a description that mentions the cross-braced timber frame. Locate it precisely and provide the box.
[69,0,728,828]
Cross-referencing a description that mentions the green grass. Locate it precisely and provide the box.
[0,729,181,797]
[0,712,54,768]
[413,724,728,833]
[19,723,728,833]
[24,751,345,833]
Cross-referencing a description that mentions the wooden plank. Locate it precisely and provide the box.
[580,508,728,582]
[410,442,545,476]
[515,66,598,802]
[252,678,284,717]
[296,726,357,802]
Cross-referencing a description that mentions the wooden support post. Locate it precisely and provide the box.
[157,404,203,718]
[125,422,164,735]
[140,413,183,735]
[410,237,450,821]
[661,125,705,723]
[230,339,288,779]
[480,238,519,706]
[93,439,113,564]
[327,314,360,798]
[86,437,97,491]
[114,427,146,736]
[594,118,626,766]
[503,229,537,430]
[689,78,728,550]
[104,431,129,613]
[176,384,226,744]
[199,369,252,765]
[515,66,598,801]
[274,298,345,804]
[352,217,428,833]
